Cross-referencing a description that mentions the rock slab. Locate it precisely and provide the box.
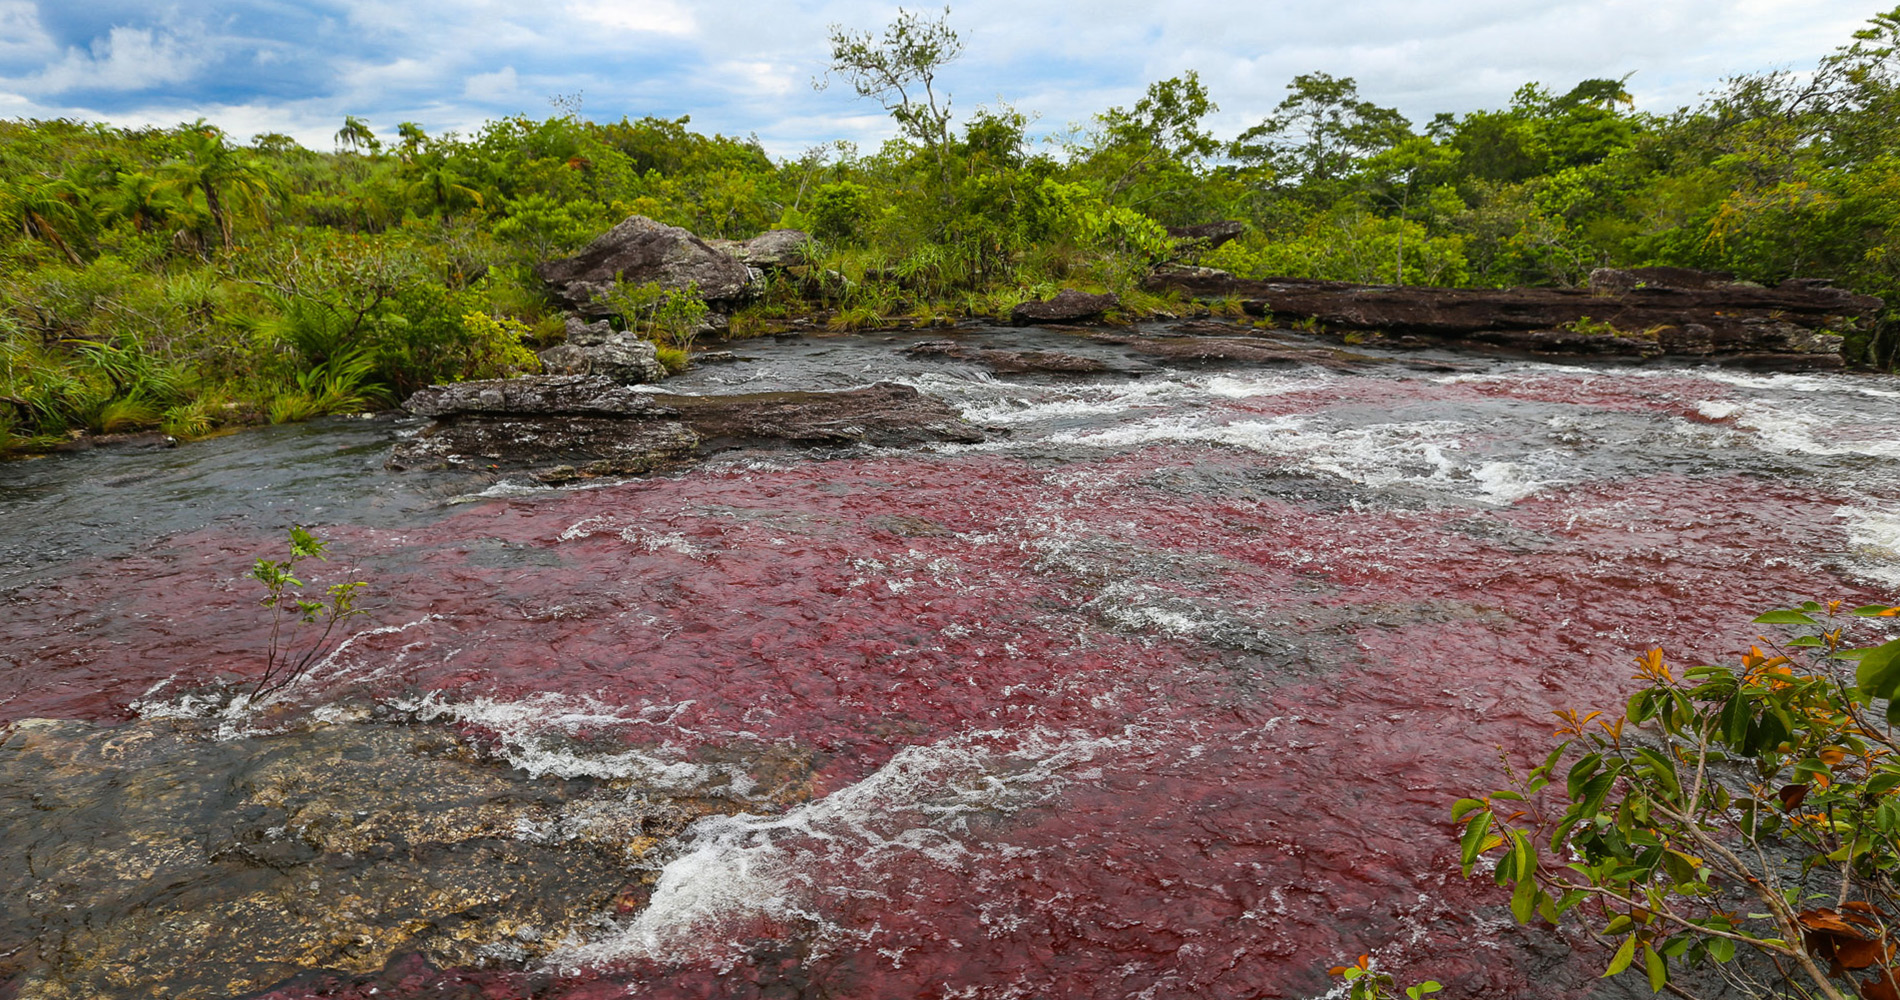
[1145,269,1883,368]
[389,376,981,473]
[1010,289,1120,326]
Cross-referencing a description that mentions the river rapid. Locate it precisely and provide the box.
[5,326,1900,999]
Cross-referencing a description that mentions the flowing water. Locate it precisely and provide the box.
[5,326,1900,999]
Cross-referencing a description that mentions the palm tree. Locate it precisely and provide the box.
[395,121,428,161]
[159,122,282,250]
[104,171,181,233]
[335,115,379,154]
[0,175,90,264]
[403,151,484,215]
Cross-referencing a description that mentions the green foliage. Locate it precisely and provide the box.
[1461,600,1900,1000]
[1329,956,1443,1000]
[245,526,369,702]
[601,278,709,351]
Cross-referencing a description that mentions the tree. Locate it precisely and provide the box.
[819,6,963,159]
[159,124,282,250]
[1092,72,1221,206]
[334,115,379,155]
[1232,72,1412,187]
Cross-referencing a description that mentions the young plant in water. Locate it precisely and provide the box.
[1329,955,1442,1000]
[1458,601,1900,999]
[247,526,368,701]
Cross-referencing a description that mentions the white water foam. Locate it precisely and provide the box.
[1693,398,1900,460]
[400,691,726,784]
[1840,506,1900,593]
[1043,414,1564,504]
[550,726,1142,970]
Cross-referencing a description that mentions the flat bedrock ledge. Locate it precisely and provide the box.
[1143,267,1883,368]
[388,376,982,472]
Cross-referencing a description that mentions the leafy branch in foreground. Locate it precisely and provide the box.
[247,526,368,701]
[1460,601,1900,999]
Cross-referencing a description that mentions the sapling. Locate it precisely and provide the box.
[247,525,368,701]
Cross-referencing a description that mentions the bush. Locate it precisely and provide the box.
[1461,601,1900,999]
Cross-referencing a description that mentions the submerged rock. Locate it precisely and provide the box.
[904,340,1112,374]
[536,214,761,315]
[1144,269,1882,368]
[388,376,981,473]
[1010,289,1120,326]
[0,716,815,999]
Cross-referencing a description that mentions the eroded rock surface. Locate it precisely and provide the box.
[1144,269,1882,368]
[0,716,815,1000]
[537,214,761,315]
[1010,289,1120,326]
[389,376,981,473]
[536,316,668,384]
[707,228,816,268]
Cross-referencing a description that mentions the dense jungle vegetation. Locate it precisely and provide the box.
[2,7,1898,451]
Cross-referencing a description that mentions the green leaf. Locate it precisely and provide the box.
[1451,798,1487,821]
[1510,873,1538,923]
[1853,605,1900,617]
[1753,610,1816,624]
[1459,811,1493,875]
[1603,935,1637,977]
[1858,639,1900,700]
[1707,937,1735,963]
[1644,944,1666,992]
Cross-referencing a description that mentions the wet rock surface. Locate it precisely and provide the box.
[388,376,981,472]
[0,716,816,999]
[536,214,761,314]
[1145,269,1883,368]
[1089,325,1381,370]
[904,339,1114,374]
[1010,289,1120,326]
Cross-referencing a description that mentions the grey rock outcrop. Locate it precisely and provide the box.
[1010,289,1120,326]
[536,315,666,383]
[536,214,760,315]
[708,228,816,268]
[389,376,982,474]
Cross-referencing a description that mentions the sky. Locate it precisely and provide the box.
[0,0,1881,158]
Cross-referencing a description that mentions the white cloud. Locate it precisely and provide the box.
[464,65,519,102]
[0,0,53,63]
[29,24,203,94]
[567,0,697,36]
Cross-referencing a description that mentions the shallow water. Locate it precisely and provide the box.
[5,326,1900,998]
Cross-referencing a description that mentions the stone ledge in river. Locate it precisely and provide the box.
[1142,269,1882,368]
[536,214,762,316]
[388,376,982,472]
[1010,289,1120,326]
[904,339,1113,374]
[0,716,817,1000]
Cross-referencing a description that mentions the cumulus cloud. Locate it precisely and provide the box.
[29,24,204,94]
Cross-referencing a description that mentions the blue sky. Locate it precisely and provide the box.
[0,0,1880,157]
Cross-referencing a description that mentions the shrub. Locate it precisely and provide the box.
[1461,601,1900,999]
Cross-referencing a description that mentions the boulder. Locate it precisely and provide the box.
[1010,289,1120,326]
[709,228,817,268]
[389,376,981,473]
[1144,270,1883,369]
[536,214,761,315]
[536,315,666,383]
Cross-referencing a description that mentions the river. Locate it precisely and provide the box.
[4,327,1899,998]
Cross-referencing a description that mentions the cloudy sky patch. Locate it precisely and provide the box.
[0,0,1878,156]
